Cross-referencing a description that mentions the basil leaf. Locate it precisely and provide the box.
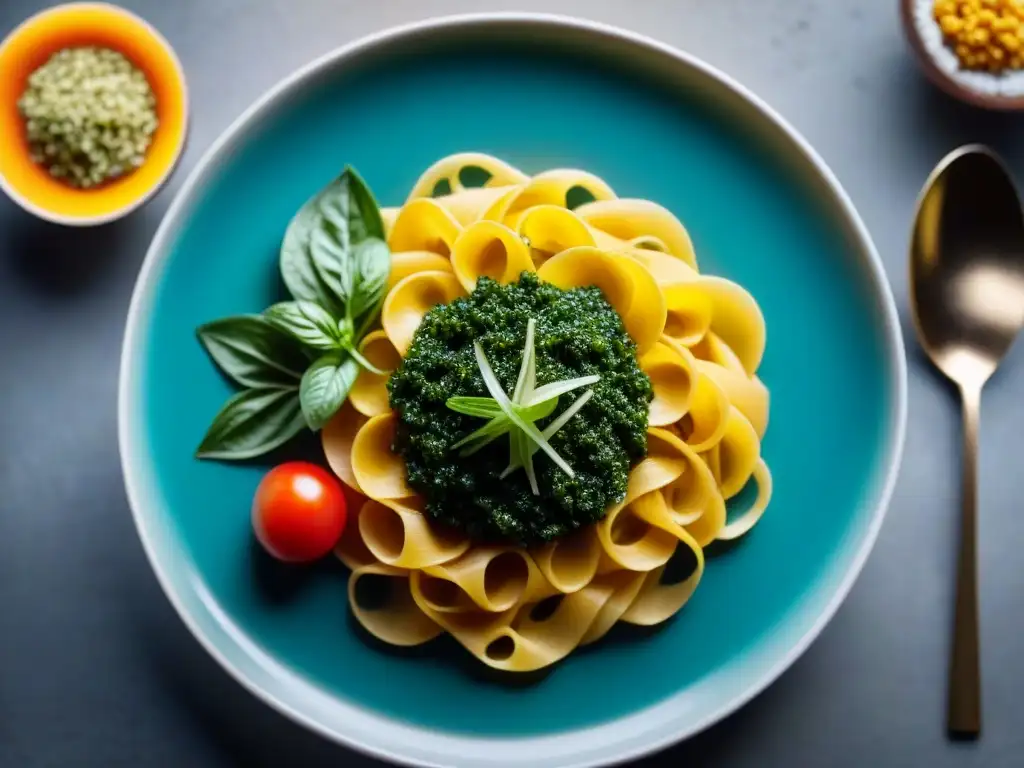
[196,315,307,388]
[311,168,387,312]
[280,189,336,310]
[281,167,390,332]
[264,300,343,350]
[196,387,305,460]
[309,222,353,308]
[319,166,385,245]
[299,352,359,431]
[350,237,390,334]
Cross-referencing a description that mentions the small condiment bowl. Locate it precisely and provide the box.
[0,2,188,226]
[901,0,1024,111]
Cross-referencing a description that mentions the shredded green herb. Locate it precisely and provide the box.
[18,46,158,189]
[388,273,652,545]
[18,46,158,188]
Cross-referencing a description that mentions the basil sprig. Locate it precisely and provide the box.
[195,167,391,460]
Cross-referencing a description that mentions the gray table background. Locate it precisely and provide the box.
[2,0,1023,766]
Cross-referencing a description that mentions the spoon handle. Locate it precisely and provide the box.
[949,384,981,738]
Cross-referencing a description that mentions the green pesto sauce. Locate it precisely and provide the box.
[387,273,652,545]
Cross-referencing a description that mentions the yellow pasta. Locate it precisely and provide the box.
[322,153,774,671]
[451,220,534,292]
[381,270,466,355]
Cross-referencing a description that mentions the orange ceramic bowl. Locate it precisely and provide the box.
[0,3,188,225]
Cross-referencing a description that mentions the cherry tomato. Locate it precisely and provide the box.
[252,462,347,563]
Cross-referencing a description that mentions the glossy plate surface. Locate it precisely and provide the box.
[119,14,906,768]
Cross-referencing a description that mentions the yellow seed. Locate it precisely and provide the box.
[1000,30,1021,49]
[976,50,990,64]
[941,14,966,34]
[993,16,1017,31]
[978,9,998,24]
[972,27,992,43]
[982,0,999,7]
[965,16,979,32]
[936,0,958,13]
[990,43,1006,59]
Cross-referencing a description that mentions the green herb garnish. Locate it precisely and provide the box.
[445,318,598,494]
[195,167,391,459]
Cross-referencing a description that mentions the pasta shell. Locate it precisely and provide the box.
[387,250,453,291]
[662,283,714,347]
[348,565,442,646]
[322,401,369,492]
[359,498,470,569]
[350,411,414,500]
[641,340,696,427]
[388,198,462,255]
[515,204,595,265]
[695,359,769,439]
[575,198,697,268]
[717,459,773,541]
[693,276,766,376]
[530,527,602,594]
[434,185,519,225]
[620,537,704,625]
[498,168,617,225]
[407,152,530,199]
[450,220,534,293]
[381,270,466,355]
[348,331,401,417]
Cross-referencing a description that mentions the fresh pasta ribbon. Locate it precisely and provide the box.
[451,220,534,292]
[347,331,400,418]
[381,270,466,355]
[348,564,443,646]
[322,153,773,672]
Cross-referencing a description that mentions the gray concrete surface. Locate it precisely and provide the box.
[2,1,1023,766]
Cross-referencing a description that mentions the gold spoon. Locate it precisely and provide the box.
[910,145,1024,739]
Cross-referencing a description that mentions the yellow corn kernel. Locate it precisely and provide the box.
[971,27,992,43]
[965,16,979,32]
[936,0,958,16]
[1011,54,1022,67]
[993,16,1017,31]
[976,50,990,64]
[990,44,1006,60]
[941,14,966,34]
[956,42,972,59]
[978,9,998,24]
[981,0,999,7]
[1000,30,1021,49]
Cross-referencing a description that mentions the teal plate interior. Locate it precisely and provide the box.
[119,15,906,768]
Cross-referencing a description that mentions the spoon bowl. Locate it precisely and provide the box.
[909,144,1024,739]
[911,146,1024,389]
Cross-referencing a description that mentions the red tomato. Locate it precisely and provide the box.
[251,462,347,563]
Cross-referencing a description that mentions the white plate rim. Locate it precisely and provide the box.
[117,12,908,768]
